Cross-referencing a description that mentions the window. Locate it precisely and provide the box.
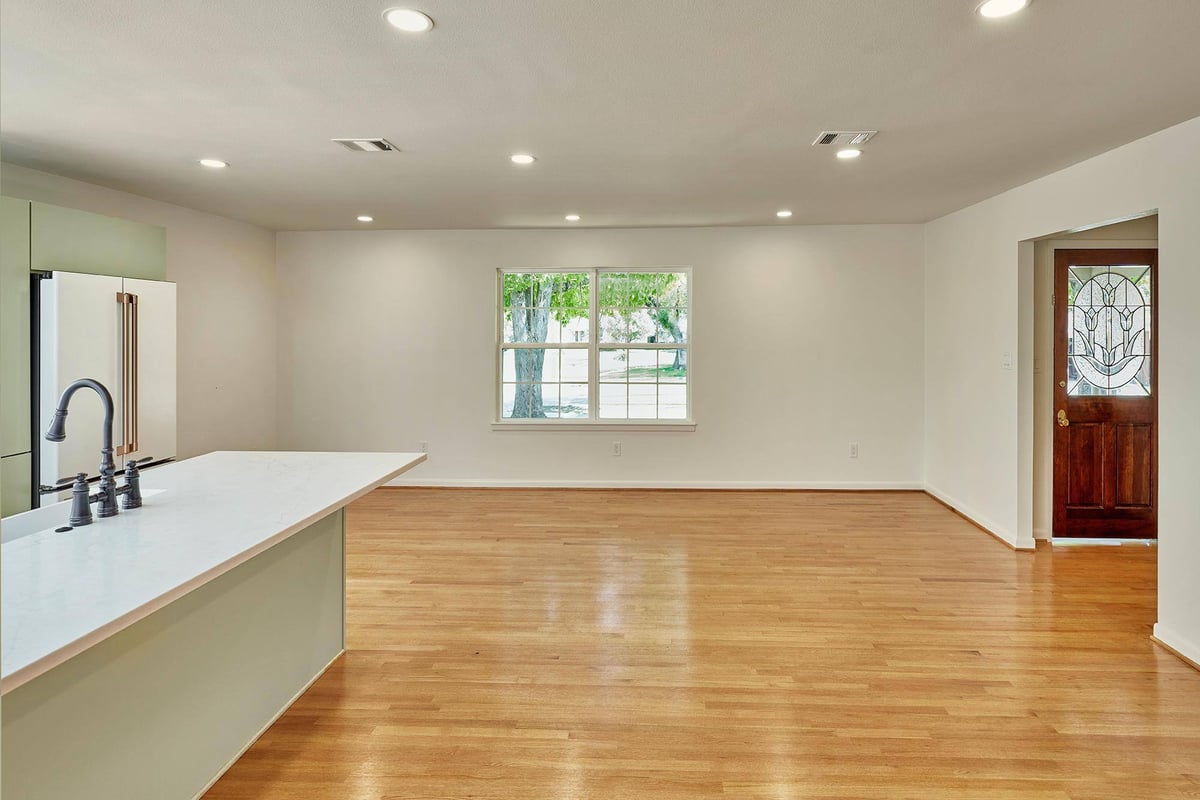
[498,268,690,424]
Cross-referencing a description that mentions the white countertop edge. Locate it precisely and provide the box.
[0,452,426,695]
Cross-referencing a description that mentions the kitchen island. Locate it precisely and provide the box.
[1,450,425,800]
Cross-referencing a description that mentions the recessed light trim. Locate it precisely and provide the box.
[198,158,228,169]
[776,210,793,219]
[510,153,536,165]
[836,149,862,160]
[977,0,1030,18]
[565,214,581,222]
[383,8,434,32]
[357,215,374,223]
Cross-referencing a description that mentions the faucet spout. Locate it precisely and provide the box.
[46,378,119,518]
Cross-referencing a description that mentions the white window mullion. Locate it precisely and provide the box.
[588,267,600,420]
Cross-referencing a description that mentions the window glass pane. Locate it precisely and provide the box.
[502,348,554,382]
[560,384,589,418]
[599,348,629,382]
[1066,264,1151,396]
[626,308,658,344]
[540,383,561,418]
[661,308,687,343]
[658,348,687,382]
[629,384,657,419]
[627,348,658,382]
[599,309,630,343]
[658,384,688,419]
[599,383,627,419]
[501,384,517,418]
[599,272,630,307]
[561,349,588,382]
[561,314,589,343]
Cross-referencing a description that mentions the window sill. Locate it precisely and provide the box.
[491,420,696,432]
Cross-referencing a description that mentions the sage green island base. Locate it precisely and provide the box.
[3,511,343,800]
[1,451,426,800]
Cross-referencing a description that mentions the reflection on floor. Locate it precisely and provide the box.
[204,488,1199,800]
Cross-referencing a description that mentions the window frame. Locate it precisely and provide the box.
[494,266,694,430]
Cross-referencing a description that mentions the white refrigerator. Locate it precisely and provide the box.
[36,271,176,503]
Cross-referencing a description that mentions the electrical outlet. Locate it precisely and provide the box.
[849,442,859,459]
[1002,351,1013,370]
[612,441,622,457]
[418,441,428,453]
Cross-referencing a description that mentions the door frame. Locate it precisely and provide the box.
[1052,247,1158,539]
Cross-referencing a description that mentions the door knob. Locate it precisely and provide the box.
[1057,409,1070,427]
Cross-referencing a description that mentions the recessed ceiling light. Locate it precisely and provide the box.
[357,215,374,223]
[510,153,536,165]
[565,214,581,222]
[383,8,434,32]
[198,158,228,169]
[836,149,862,160]
[776,210,793,218]
[977,0,1030,18]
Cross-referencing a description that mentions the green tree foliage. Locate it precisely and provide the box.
[502,272,687,418]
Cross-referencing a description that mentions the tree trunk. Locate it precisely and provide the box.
[658,313,687,370]
[510,283,553,417]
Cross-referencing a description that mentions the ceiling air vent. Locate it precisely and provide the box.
[812,131,878,147]
[331,138,399,152]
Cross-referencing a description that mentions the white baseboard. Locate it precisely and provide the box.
[1152,623,1200,672]
[1033,527,1051,541]
[190,650,344,800]
[384,478,926,490]
[924,484,1036,551]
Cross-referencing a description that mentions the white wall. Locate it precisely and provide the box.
[276,225,925,487]
[1031,217,1158,539]
[923,115,1200,664]
[0,163,279,457]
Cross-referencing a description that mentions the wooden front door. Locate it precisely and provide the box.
[1053,249,1157,539]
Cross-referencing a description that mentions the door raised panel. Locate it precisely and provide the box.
[1115,423,1153,508]
[1066,423,1104,509]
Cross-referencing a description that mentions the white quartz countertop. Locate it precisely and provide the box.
[1,450,425,693]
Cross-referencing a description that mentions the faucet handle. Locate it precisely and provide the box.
[69,473,94,527]
[121,460,144,509]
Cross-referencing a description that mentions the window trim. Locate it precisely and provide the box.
[494,266,693,427]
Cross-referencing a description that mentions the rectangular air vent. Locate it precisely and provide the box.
[812,130,878,147]
[331,138,399,152]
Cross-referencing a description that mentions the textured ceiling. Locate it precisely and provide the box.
[2,0,1200,230]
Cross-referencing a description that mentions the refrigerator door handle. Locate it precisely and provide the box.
[116,292,138,456]
[130,292,139,454]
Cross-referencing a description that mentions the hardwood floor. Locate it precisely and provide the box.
[203,489,1200,799]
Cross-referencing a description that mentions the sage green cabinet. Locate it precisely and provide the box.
[1,196,32,459]
[1,453,32,517]
[30,201,165,280]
